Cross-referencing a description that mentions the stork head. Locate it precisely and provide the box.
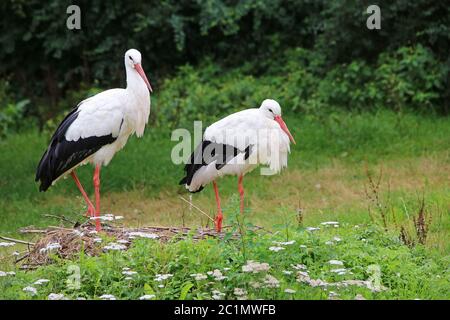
[125,49,153,93]
[260,99,296,144]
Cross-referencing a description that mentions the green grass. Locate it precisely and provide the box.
[0,214,448,300]
[0,109,449,300]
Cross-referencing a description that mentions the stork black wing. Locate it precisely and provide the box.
[35,108,117,192]
[179,140,252,193]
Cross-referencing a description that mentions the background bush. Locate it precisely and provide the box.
[0,0,449,133]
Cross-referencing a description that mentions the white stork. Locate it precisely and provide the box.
[36,49,152,231]
[180,99,295,232]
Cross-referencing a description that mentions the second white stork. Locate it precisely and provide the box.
[180,99,295,232]
[35,49,152,231]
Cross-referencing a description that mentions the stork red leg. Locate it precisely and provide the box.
[213,181,223,232]
[93,165,102,231]
[238,174,244,213]
[71,171,95,217]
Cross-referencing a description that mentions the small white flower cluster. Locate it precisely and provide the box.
[297,269,386,292]
[139,294,156,300]
[233,288,247,300]
[128,232,159,239]
[39,242,61,254]
[273,240,296,246]
[328,291,340,300]
[263,275,280,288]
[117,239,129,244]
[207,269,227,281]
[99,294,116,300]
[291,264,307,270]
[34,279,50,285]
[103,243,127,251]
[211,290,225,300]
[242,261,270,273]
[325,236,342,245]
[154,273,173,282]
[0,242,15,247]
[0,271,15,277]
[284,288,296,294]
[48,293,65,300]
[93,238,102,243]
[190,273,208,281]
[306,227,320,232]
[122,268,138,276]
[321,221,340,228]
[268,246,285,252]
[23,286,37,295]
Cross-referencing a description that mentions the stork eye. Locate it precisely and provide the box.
[268,109,273,113]
[129,56,133,61]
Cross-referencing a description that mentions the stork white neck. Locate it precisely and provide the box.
[125,64,148,93]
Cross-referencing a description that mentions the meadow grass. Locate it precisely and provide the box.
[0,109,449,299]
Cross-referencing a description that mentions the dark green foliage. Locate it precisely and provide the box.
[0,0,449,125]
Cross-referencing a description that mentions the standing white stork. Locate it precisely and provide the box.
[36,49,152,231]
[180,99,295,232]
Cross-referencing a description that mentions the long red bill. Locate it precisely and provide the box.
[134,63,153,93]
[274,115,296,144]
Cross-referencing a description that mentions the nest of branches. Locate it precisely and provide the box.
[14,220,250,268]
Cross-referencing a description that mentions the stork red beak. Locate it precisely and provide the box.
[274,115,296,144]
[134,63,153,93]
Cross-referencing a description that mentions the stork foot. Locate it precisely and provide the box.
[215,212,223,233]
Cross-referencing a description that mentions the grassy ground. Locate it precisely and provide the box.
[0,109,449,299]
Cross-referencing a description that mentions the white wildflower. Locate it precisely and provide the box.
[291,264,307,270]
[273,240,296,246]
[124,277,133,281]
[333,236,342,242]
[325,241,334,245]
[299,245,307,249]
[282,270,293,275]
[93,238,102,243]
[12,251,20,256]
[321,221,339,226]
[233,288,247,296]
[0,242,15,247]
[242,261,270,273]
[0,271,15,277]
[263,275,280,288]
[117,239,129,244]
[207,269,227,281]
[306,227,320,232]
[154,274,173,282]
[103,243,126,251]
[99,294,116,300]
[139,294,155,300]
[284,288,296,294]
[191,273,207,281]
[328,260,344,266]
[34,279,50,285]
[355,294,366,300]
[48,293,65,300]
[23,286,37,295]
[330,268,347,274]
[268,246,285,252]
[122,270,137,276]
[212,290,225,300]
[114,216,124,220]
[249,281,261,289]
[158,284,165,288]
